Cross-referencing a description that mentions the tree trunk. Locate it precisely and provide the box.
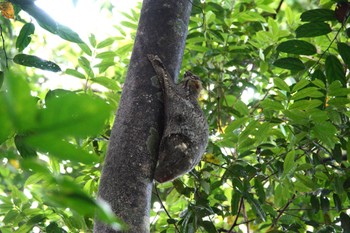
[94,1,192,232]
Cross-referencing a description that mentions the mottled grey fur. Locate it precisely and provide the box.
[147,54,209,183]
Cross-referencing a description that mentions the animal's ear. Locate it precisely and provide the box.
[184,71,193,77]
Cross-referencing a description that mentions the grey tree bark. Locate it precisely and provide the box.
[94,1,192,232]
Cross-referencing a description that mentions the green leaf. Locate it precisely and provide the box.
[312,122,338,149]
[325,55,346,86]
[16,23,35,52]
[96,51,117,59]
[14,134,37,158]
[78,43,92,56]
[120,21,138,30]
[295,22,332,38]
[337,42,350,68]
[260,98,284,110]
[78,56,94,77]
[3,70,38,131]
[294,173,316,191]
[244,192,266,221]
[20,4,83,43]
[96,37,115,49]
[273,57,305,71]
[300,9,336,22]
[283,150,296,177]
[65,68,85,79]
[289,99,323,110]
[292,79,310,92]
[89,34,97,47]
[13,54,61,72]
[94,61,115,73]
[38,92,112,137]
[277,40,317,55]
[91,77,119,90]
[235,100,249,116]
[273,77,290,92]
[291,87,324,100]
[27,135,99,164]
[0,93,13,144]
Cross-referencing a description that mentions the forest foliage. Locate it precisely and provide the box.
[1,0,350,232]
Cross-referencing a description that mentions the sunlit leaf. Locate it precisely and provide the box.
[19,3,84,43]
[13,54,61,72]
[16,23,35,52]
[38,92,112,137]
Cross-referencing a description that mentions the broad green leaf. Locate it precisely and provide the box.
[294,173,316,191]
[274,77,290,92]
[292,79,310,92]
[94,61,115,73]
[277,40,316,55]
[19,3,83,43]
[14,134,37,158]
[244,192,266,221]
[300,9,336,22]
[16,22,35,52]
[96,51,117,59]
[65,68,85,79]
[96,37,115,49]
[13,54,61,72]
[312,122,338,148]
[3,70,38,131]
[120,21,138,30]
[78,56,94,77]
[235,100,249,116]
[283,150,296,177]
[273,57,305,71]
[27,135,99,164]
[78,43,92,56]
[89,34,96,47]
[38,92,112,137]
[0,93,13,143]
[91,77,119,90]
[231,192,241,215]
[260,98,284,110]
[337,42,350,68]
[328,81,350,96]
[295,22,332,38]
[325,55,346,86]
[289,99,323,110]
[291,87,324,100]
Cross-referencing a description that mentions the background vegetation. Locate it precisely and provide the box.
[1,0,350,232]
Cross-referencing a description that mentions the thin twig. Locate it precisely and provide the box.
[154,185,180,233]
[272,194,296,227]
[228,197,244,233]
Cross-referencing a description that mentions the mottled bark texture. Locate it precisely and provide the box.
[94,1,192,232]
